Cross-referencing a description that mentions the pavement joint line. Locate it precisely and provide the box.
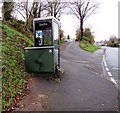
[112,67,120,70]
[70,60,89,63]
[61,58,89,64]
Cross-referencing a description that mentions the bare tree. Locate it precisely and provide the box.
[13,0,47,29]
[69,0,99,41]
[46,0,68,19]
[13,0,31,23]
[31,0,48,18]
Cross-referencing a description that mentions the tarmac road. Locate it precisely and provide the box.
[16,41,119,112]
[105,47,119,84]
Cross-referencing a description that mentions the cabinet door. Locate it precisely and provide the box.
[39,48,54,72]
[25,48,54,73]
[25,49,41,72]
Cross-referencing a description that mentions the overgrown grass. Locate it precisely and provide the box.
[1,23,34,110]
[80,37,100,52]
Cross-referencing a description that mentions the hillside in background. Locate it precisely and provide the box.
[1,22,34,111]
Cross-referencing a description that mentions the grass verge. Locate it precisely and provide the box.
[80,41,100,52]
[1,23,34,111]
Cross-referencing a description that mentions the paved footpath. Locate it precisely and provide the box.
[15,41,120,112]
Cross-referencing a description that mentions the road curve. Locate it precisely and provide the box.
[46,41,119,111]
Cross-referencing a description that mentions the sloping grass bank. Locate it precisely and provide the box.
[79,36,100,52]
[80,41,100,52]
[1,23,33,110]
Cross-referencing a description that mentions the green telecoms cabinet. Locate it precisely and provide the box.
[24,17,60,73]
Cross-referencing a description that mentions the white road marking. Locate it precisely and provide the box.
[103,59,105,63]
[102,54,118,85]
[110,78,117,85]
[104,62,107,67]
[102,58,104,61]
[108,72,112,77]
[106,68,109,71]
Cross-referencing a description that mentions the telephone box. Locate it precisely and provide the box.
[24,17,60,73]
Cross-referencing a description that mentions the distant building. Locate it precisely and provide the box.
[96,40,107,46]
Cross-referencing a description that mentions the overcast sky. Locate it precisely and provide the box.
[60,0,119,41]
[0,2,2,19]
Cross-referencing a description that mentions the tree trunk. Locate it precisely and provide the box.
[79,18,83,41]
